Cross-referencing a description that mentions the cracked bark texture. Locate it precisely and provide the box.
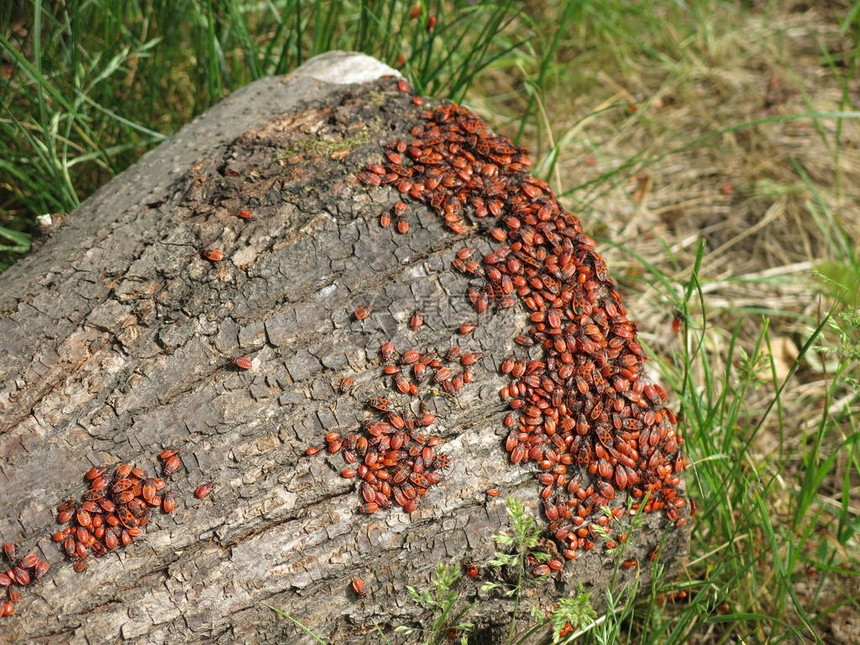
[0,52,689,644]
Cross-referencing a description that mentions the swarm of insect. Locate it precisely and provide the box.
[357,86,687,568]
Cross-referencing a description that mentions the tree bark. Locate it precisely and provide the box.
[0,52,689,644]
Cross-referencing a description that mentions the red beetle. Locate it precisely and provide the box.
[117,506,137,529]
[231,356,253,370]
[75,509,92,528]
[195,482,214,499]
[458,321,478,335]
[351,577,368,597]
[353,305,373,321]
[162,455,183,476]
[409,310,425,330]
[380,342,396,362]
[84,466,107,481]
[461,352,482,366]
[399,350,420,365]
[368,398,394,413]
[202,248,224,262]
[34,559,50,579]
[142,479,157,504]
[111,478,133,493]
[393,373,410,394]
[12,568,30,586]
[104,530,119,550]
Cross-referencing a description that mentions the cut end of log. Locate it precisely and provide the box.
[292,51,404,84]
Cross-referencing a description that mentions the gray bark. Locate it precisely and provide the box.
[0,52,689,644]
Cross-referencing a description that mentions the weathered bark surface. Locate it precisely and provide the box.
[0,53,689,644]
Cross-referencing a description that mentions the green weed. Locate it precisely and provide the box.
[396,562,474,644]
[483,497,545,643]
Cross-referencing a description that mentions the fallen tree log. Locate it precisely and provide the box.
[0,52,690,644]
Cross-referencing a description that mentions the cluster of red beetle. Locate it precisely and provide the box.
[0,543,50,616]
[357,82,687,572]
[379,340,482,398]
[52,450,183,574]
[313,313,481,517]
[305,389,452,515]
[1,450,214,618]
